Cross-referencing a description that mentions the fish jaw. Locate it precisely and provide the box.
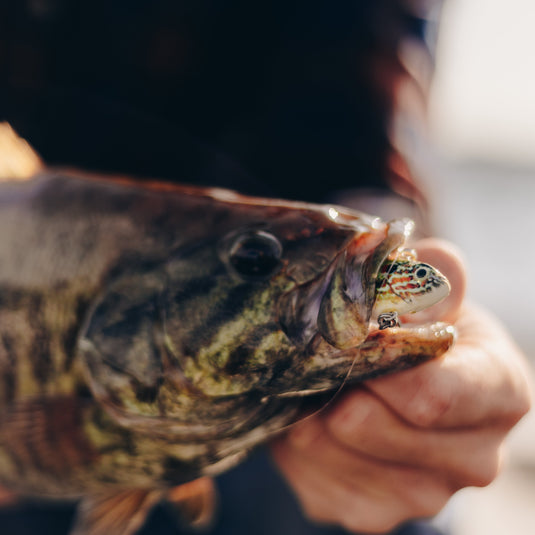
[346,322,456,381]
[269,322,456,395]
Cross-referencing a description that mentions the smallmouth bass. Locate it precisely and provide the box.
[0,171,453,534]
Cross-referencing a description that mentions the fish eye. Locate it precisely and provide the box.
[228,231,283,280]
[415,267,428,279]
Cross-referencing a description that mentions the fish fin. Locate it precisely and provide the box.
[165,477,217,528]
[71,489,163,535]
[0,122,43,180]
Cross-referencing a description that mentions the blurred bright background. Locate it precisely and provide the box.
[428,0,535,364]
[424,0,535,533]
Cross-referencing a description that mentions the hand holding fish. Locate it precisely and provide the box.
[271,239,532,534]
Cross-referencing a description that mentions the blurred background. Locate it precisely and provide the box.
[425,0,535,533]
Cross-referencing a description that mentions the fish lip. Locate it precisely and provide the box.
[269,320,456,397]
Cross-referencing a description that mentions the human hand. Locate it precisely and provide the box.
[270,238,532,534]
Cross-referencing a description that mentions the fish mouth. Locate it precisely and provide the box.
[279,218,417,350]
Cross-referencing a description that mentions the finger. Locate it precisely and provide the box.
[367,303,531,429]
[272,420,452,534]
[281,414,451,491]
[406,238,467,324]
[325,387,504,488]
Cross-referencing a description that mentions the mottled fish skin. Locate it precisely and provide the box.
[0,171,454,533]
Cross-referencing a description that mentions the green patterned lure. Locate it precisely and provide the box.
[374,253,450,328]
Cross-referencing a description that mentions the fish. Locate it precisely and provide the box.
[0,169,454,535]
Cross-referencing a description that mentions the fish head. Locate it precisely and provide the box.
[159,195,415,396]
[81,187,452,436]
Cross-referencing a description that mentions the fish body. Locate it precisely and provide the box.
[0,171,453,534]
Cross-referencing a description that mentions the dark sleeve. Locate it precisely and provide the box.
[0,450,450,535]
[0,0,434,202]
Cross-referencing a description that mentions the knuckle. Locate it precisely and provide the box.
[404,380,454,428]
[296,487,338,525]
[466,459,501,488]
[474,447,503,487]
[301,501,330,524]
[412,491,451,519]
[340,511,398,535]
[469,471,497,488]
[453,446,503,489]
[287,417,324,451]
[508,381,532,425]
[401,475,452,519]
[328,390,376,439]
[339,510,363,533]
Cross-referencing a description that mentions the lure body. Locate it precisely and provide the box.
[374,257,450,325]
[0,171,453,534]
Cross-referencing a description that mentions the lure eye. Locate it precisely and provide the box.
[228,231,283,280]
[415,267,428,279]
